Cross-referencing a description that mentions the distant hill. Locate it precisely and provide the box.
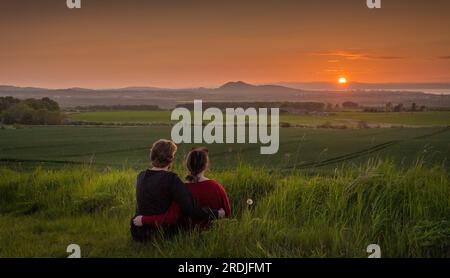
[1,82,450,108]
[216,81,300,93]
[107,86,169,92]
[278,82,450,91]
[0,85,48,93]
[219,81,255,90]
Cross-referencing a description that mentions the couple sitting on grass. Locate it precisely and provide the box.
[130,139,231,241]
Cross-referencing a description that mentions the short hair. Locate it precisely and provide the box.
[150,139,177,168]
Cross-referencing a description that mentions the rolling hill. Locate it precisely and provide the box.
[1,82,450,108]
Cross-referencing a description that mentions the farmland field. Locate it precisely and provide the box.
[68,110,171,124]
[0,126,449,170]
[68,110,450,127]
[1,111,449,258]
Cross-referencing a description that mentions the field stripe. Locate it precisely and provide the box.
[0,158,86,165]
[284,140,399,170]
[0,158,113,166]
[60,146,150,158]
[412,126,450,140]
[285,126,450,170]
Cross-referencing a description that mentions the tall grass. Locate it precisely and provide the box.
[0,160,448,258]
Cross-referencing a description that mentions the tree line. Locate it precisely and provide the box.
[176,102,327,112]
[0,96,65,125]
[67,104,162,112]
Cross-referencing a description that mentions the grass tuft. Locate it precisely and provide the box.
[0,160,448,258]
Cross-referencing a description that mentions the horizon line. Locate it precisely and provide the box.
[2,80,450,91]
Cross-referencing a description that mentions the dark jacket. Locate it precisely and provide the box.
[131,170,217,241]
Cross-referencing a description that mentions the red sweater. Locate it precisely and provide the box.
[142,180,231,228]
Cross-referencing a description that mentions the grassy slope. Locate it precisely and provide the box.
[0,161,449,258]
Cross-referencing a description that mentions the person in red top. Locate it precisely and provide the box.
[133,147,231,230]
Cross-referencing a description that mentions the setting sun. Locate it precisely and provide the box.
[338,77,347,84]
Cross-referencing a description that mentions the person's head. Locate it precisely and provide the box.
[150,139,177,168]
[185,147,209,183]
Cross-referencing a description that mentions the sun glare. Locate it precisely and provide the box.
[338,77,347,84]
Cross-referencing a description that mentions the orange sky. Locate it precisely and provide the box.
[1,0,449,88]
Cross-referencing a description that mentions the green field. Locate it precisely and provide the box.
[68,110,171,124]
[68,111,450,127]
[0,126,449,170]
[1,111,449,258]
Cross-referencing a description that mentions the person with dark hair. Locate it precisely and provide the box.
[130,140,225,241]
[133,147,231,231]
